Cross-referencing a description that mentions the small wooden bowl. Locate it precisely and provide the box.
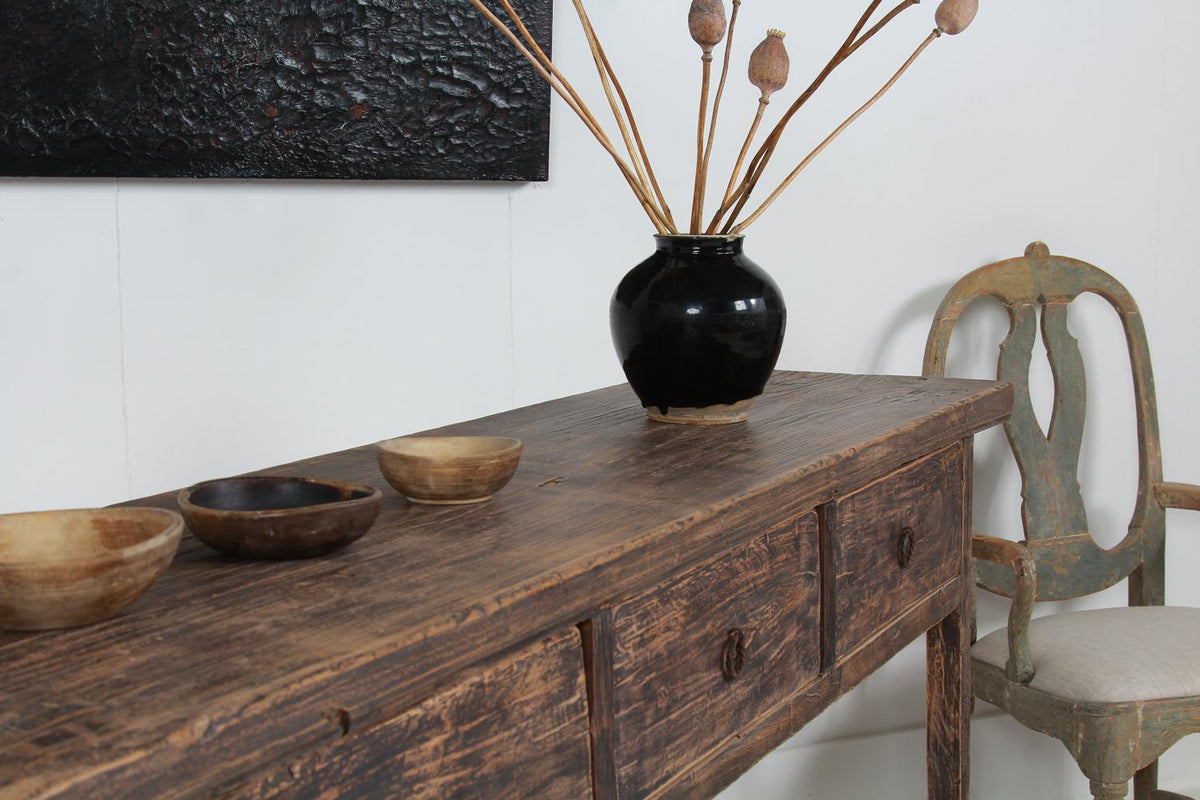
[0,508,183,631]
[374,436,523,505]
[178,477,382,560]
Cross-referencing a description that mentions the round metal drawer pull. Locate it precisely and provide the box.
[897,527,917,568]
[722,628,748,682]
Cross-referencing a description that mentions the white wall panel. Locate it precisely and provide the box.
[0,181,129,511]
[116,180,517,497]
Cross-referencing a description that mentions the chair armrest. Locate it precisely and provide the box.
[972,535,1037,684]
[1155,482,1200,511]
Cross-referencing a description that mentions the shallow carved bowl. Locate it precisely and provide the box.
[0,508,183,631]
[178,477,383,560]
[374,436,523,505]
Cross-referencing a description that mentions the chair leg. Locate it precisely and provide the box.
[1092,780,1129,800]
[1134,762,1157,800]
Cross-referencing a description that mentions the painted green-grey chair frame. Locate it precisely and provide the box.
[923,242,1200,800]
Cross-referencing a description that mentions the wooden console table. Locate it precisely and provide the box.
[0,372,1011,799]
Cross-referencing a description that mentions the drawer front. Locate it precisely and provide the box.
[834,444,964,658]
[612,513,821,799]
[246,626,592,800]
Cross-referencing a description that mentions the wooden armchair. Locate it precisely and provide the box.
[922,242,1200,800]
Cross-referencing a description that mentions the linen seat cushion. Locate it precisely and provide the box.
[972,606,1200,704]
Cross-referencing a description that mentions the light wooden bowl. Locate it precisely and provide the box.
[0,508,183,631]
[374,436,523,505]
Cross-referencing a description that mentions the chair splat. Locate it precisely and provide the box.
[999,301,1089,544]
[924,242,1158,601]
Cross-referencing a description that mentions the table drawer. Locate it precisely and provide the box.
[833,444,964,658]
[611,513,821,799]
[246,626,592,799]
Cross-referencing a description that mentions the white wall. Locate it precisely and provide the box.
[2,1,1197,796]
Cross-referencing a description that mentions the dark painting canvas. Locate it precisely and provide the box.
[0,1,552,180]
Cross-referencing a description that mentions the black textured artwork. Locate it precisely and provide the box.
[0,1,552,180]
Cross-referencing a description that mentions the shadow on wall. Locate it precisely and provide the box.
[860,280,1016,551]
[859,281,1034,657]
[860,282,953,378]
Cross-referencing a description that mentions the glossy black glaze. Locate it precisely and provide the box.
[610,236,786,415]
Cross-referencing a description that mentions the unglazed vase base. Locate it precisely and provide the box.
[406,495,492,505]
[646,398,756,425]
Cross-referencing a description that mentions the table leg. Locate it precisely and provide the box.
[927,435,974,798]
[926,602,971,798]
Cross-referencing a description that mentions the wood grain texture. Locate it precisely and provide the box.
[834,444,963,657]
[0,371,1010,798]
[238,626,591,799]
[1155,482,1200,511]
[611,514,820,800]
[580,611,618,800]
[925,437,973,800]
[657,578,964,799]
[818,501,837,673]
[927,610,970,800]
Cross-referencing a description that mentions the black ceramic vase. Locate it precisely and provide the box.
[610,235,786,424]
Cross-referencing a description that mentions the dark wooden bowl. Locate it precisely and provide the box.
[0,508,183,631]
[178,477,382,560]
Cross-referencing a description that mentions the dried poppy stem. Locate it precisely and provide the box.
[729,30,940,235]
[697,0,742,231]
[475,0,671,232]
[846,0,923,57]
[739,0,883,176]
[688,0,726,233]
[571,0,677,231]
[722,0,924,231]
[707,0,894,233]
[691,59,713,233]
[721,102,767,208]
[716,28,789,220]
[571,0,656,216]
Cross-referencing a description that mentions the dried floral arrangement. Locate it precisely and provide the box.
[468,0,979,235]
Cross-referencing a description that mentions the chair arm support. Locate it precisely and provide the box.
[972,535,1037,684]
[1155,482,1200,511]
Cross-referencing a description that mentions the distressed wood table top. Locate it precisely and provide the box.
[0,372,1012,798]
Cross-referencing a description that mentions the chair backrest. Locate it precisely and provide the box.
[923,242,1166,605]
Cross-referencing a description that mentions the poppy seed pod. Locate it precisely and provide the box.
[689,0,727,53]
[748,30,789,101]
[935,0,979,35]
